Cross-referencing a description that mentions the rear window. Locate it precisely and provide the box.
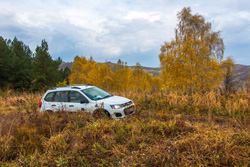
[44,92,55,102]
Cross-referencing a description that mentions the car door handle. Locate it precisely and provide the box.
[69,105,74,107]
[52,104,56,107]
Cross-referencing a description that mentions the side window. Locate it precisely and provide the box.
[54,91,69,102]
[44,92,55,102]
[69,91,87,103]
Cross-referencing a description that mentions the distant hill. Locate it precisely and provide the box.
[234,64,250,82]
[59,62,249,82]
[59,61,161,76]
[59,62,73,69]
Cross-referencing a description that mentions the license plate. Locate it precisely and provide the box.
[125,106,134,115]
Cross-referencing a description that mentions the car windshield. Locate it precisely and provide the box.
[81,87,112,100]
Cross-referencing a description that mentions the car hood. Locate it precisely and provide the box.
[100,95,131,104]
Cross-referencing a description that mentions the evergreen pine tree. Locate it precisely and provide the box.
[8,37,33,89]
[0,36,12,87]
[32,39,62,90]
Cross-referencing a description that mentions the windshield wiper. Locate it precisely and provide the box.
[103,95,113,99]
[94,95,112,100]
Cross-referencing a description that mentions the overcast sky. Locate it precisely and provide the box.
[1,0,250,67]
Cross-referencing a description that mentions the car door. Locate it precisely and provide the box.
[53,91,69,111]
[42,91,56,111]
[68,91,90,112]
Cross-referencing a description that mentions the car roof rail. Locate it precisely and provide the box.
[70,84,92,86]
[49,84,93,90]
[71,86,81,89]
[67,84,93,87]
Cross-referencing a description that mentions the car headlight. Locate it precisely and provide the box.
[110,104,123,109]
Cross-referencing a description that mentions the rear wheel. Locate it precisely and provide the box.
[45,110,53,114]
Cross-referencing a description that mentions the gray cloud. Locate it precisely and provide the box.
[0,0,249,66]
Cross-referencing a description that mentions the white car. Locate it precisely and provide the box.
[39,85,135,118]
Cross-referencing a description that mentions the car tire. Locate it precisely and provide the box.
[92,109,110,119]
[45,110,53,114]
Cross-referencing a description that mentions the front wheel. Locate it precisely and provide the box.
[92,109,110,119]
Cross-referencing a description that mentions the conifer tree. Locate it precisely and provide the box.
[62,66,71,85]
[32,40,62,90]
[8,37,33,89]
[0,37,12,87]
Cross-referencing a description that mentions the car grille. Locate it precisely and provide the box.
[124,105,135,115]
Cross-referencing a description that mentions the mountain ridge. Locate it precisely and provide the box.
[60,62,250,82]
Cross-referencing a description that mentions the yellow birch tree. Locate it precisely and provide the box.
[159,7,225,94]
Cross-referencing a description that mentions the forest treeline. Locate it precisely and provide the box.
[1,7,250,94]
[0,35,159,93]
[0,37,70,91]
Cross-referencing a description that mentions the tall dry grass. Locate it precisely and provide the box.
[0,90,250,166]
[0,90,43,114]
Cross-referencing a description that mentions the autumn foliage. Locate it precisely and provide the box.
[159,7,227,94]
[68,56,162,93]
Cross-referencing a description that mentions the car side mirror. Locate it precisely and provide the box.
[80,99,89,104]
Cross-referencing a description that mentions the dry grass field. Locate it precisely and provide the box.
[0,90,250,166]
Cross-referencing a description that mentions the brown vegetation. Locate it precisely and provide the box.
[0,90,250,166]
